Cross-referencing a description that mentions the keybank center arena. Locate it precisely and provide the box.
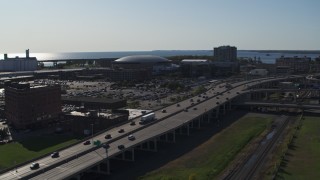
[112,55,178,75]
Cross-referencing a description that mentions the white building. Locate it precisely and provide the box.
[0,49,38,72]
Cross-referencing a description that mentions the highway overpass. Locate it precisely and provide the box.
[0,75,309,180]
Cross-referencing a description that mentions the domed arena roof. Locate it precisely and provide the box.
[114,55,171,63]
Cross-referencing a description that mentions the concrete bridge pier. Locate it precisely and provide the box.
[136,139,158,152]
[158,131,176,143]
[113,149,135,161]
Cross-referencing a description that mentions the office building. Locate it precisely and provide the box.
[5,82,61,129]
[276,56,310,73]
[214,46,237,62]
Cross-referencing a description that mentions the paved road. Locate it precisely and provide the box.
[0,75,305,180]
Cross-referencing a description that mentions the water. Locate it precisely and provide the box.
[1,50,319,64]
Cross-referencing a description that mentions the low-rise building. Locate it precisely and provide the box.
[276,56,311,73]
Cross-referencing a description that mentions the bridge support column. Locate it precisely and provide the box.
[215,108,220,118]
[223,104,226,115]
[198,118,201,129]
[136,140,158,152]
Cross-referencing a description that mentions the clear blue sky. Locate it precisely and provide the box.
[0,0,319,53]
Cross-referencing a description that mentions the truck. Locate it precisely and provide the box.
[140,113,155,124]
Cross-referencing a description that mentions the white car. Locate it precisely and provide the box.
[128,134,135,140]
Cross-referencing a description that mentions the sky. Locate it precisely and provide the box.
[0,0,319,53]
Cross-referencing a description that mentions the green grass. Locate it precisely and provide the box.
[0,135,78,170]
[139,116,273,180]
[277,116,320,180]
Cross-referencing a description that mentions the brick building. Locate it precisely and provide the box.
[276,56,311,73]
[5,82,61,129]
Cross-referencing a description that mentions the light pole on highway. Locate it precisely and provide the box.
[91,123,94,144]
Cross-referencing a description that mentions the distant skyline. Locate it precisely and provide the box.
[1,0,319,53]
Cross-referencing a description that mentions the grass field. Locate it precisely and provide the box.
[139,116,273,180]
[277,116,320,179]
[0,135,78,170]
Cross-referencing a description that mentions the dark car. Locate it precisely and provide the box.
[162,109,167,113]
[176,103,180,107]
[216,102,220,105]
[105,134,112,139]
[51,152,59,158]
[118,145,125,149]
[102,143,110,149]
[30,162,40,170]
[130,121,136,126]
[83,140,91,145]
[118,129,125,133]
[193,107,197,110]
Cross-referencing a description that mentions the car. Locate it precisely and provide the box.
[30,162,40,170]
[176,103,180,107]
[197,99,200,102]
[190,99,194,102]
[105,134,112,139]
[128,134,135,140]
[118,129,125,133]
[130,121,136,126]
[216,102,220,105]
[162,109,167,113]
[51,152,59,158]
[236,92,240,94]
[118,145,125,149]
[102,143,110,149]
[193,107,197,110]
[216,97,219,99]
[83,140,91,145]
[226,97,229,100]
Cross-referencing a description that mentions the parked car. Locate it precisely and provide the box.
[30,162,40,170]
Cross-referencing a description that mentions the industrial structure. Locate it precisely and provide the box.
[0,49,38,72]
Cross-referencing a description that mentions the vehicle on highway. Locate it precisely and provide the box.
[128,134,135,140]
[102,143,110,149]
[193,107,197,110]
[176,103,180,107]
[105,134,112,139]
[83,140,91,145]
[118,145,125,149]
[216,102,220,105]
[30,162,40,170]
[130,121,136,125]
[162,109,167,113]
[140,113,155,124]
[118,129,125,133]
[51,152,59,158]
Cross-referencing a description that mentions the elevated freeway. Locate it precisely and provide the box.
[0,75,307,180]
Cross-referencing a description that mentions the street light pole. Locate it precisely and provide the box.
[91,123,94,144]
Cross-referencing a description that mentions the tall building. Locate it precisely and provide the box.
[5,82,61,129]
[214,45,237,62]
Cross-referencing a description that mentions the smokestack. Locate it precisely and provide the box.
[26,49,29,59]
[4,54,8,60]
